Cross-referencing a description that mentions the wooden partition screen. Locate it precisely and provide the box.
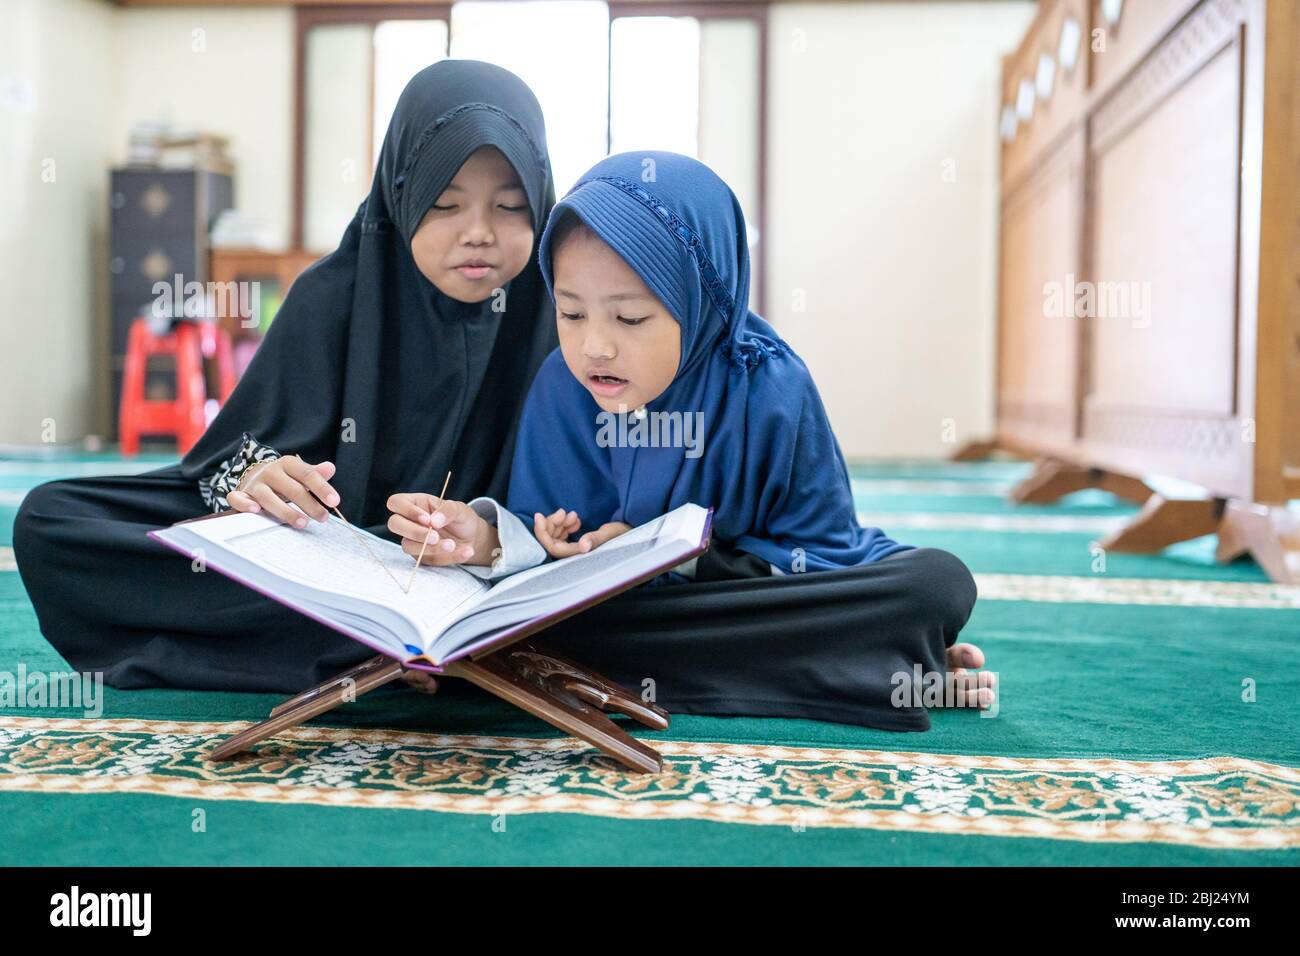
[981,0,1300,582]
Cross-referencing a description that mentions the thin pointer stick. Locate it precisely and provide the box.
[329,505,407,593]
[405,470,452,594]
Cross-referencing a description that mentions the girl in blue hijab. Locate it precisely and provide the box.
[517,151,911,572]
[386,151,991,727]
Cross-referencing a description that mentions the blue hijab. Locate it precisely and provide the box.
[506,151,909,572]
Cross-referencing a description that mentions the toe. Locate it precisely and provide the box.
[948,642,985,669]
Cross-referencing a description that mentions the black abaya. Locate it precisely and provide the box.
[14,468,975,730]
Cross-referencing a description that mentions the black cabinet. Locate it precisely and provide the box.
[107,168,233,437]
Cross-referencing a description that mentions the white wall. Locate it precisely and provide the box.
[303,23,371,252]
[0,2,295,443]
[766,2,1035,457]
[110,6,295,249]
[0,0,116,445]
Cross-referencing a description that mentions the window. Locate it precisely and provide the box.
[373,20,451,161]
[297,1,767,310]
[610,16,701,157]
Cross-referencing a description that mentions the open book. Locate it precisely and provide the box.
[149,503,713,670]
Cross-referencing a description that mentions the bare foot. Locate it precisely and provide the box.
[946,643,996,710]
[400,669,440,696]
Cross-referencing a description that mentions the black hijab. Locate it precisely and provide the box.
[180,60,559,530]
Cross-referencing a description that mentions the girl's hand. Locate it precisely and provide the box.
[386,493,499,566]
[226,456,339,528]
[533,509,580,554]
[533,509,632,558]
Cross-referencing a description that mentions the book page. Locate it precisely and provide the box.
[431,508,708,661]
[471,514,668,609]
[226,517,487,643]
[471,537,662,612]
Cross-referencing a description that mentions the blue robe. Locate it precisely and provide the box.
[506,151,910,573]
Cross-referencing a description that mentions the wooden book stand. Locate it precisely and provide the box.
[207,641,671,773]
[188,503,711,774]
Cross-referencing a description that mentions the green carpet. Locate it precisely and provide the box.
[1,451,1297,865]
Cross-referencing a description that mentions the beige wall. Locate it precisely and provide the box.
[0,0,116,445]
[0,1,293,444]
[766,2,1034,457]
[699,17,761,312]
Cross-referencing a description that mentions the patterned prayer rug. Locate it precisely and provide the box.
[1,452,1297,865]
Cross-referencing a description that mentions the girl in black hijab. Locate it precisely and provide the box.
[13,60,560,692]
[191,59,559,526]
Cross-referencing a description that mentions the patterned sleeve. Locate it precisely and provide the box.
[197,432,282,513]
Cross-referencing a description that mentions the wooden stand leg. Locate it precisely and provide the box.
[1215,501,1300,584]
[206,642,670,773]
[268,655,393,718]
[445,650,666,774]
[950,440,998,462]
[207,659,405,760]
[1009,458,1154,505]
[1098,495,1224,552]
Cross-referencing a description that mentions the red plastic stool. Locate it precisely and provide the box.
[119,318,236,456]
